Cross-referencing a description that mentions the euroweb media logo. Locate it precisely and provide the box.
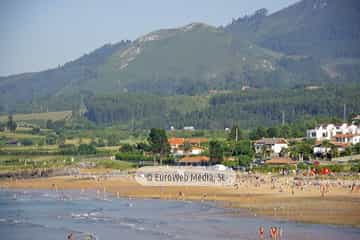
[135,166,236,186]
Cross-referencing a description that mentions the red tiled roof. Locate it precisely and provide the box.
[331,142,350,148]
[168,138,185,146]
[187,138,209,144]
[334,133,355,138]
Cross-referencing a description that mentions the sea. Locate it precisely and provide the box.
[0,189,359,240]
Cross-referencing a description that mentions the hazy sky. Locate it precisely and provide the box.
[0,0,299,76]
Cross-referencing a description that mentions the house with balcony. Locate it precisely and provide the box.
[254,138,288,156]
[307,123,360,141]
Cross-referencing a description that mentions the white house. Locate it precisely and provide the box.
[307,123,360,141]
[313,144,332,155]
[334,134,360,145]
[168,138,207,156]
[190,146,204,155]
[313,133,360,156]
[254,138,288,155]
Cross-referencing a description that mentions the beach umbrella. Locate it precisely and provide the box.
[321,167,330,175]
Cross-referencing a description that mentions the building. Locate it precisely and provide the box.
[190,146,204,155]
[311,126,360,155]
[178,156,210,166]
[168,138,208,156]
[313,143,332,155]
[168,138,185,149]
[254,138,288,155]
[334,133,360,145]
[352,115,360,121]
[307,123,360,141]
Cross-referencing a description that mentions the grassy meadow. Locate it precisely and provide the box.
[0,111,72,122]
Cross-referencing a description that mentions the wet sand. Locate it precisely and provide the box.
[1,174,360,227]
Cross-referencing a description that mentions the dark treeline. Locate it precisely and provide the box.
[84,84,360,129]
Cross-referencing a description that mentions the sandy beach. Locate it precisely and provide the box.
[1,172,360,227]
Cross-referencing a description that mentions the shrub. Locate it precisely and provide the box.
[350,163,360,173]
[59,144,77,155]
[31,127,41,135]
[120,143,136,153]
[78,144,97,155]
[45,134,57,145]
[20,139,33,146]
[115,152,152,162]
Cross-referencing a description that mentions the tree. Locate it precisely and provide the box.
[209,140,223,164]
[267,127,279,138]
[136,142,151,153]
[46,120,54,129]
[0,122,5,132]
[238,155,252,167]
[232,140,254,157]
[279,147,289,157]
[183,141,192,154]
[290,141,313,160]
[353,143,360,154]
[342,147,352,157]
[31,127,41,135]
[107,134,119,146]
[45,134,57,145]
[279,125,291,138]
[78,144,96,155]
[93,138,106,147]
[228,125,243,141]
[20,138,33,146]
[147,128,170,164]
[250,126,267,140]
[330,146,340,159]
[120,143,136,153]
[7,115,17,132]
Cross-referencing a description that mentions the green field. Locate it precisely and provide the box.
[0,154,134,172]
[0,111,72,122]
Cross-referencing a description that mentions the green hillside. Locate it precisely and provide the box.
[84,85,360,129]
[94,23,290,95]
[227,0,360,59]
[0,0,359,122]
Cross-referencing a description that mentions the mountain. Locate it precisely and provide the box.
[227,0,360,58]
[0,0,359,113]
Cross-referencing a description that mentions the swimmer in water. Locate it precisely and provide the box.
[67,232,74,240]
[259,225,265,239]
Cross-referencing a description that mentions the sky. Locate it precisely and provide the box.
[0,0,299,76]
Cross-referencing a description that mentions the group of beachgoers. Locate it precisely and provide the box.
[259,226,283,240]
[233,173,359,197]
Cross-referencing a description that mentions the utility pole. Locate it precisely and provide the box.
[343,104,347,123]
[235,127,238,142]
[131,104,136,132]
[282,111,285,126]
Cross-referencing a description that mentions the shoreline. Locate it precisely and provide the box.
[1,174,360,227]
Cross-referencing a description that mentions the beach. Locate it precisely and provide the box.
[1,172,360,227]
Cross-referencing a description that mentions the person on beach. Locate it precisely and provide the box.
[259,225,265,239]
[270,227,277,240]
[270,227,274,239]
[351,182,356,192]
[320,183,326,197]
[277,226,282,240]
